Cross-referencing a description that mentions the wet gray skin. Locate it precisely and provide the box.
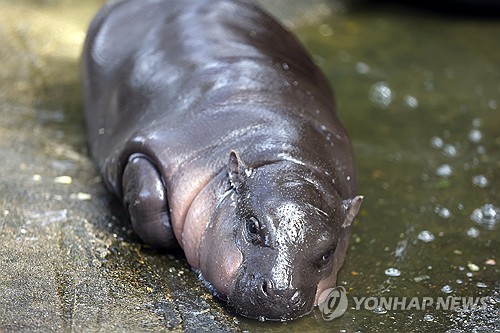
[82,0,362,321]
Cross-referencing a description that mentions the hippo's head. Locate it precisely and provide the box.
[199,151,362,321]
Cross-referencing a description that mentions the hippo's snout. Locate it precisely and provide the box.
[261,279,300,301]
[228,268,315,321]
[259,280,309,316]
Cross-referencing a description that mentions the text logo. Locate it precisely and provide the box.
[318,286,349,321]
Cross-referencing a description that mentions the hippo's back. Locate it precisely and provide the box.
[82,0,355,199]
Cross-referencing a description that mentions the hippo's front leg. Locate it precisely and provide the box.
[122,154,178,249]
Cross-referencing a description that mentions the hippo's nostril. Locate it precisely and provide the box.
[261,280,268,296]
[261,279,274,297]
[290,290,301,305]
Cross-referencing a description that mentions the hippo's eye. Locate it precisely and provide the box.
[245,216,261,245]
[316,247,335,269]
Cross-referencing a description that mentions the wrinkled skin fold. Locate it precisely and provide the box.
[82,0,363,321]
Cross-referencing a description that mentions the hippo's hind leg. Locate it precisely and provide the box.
[122,154,178,249]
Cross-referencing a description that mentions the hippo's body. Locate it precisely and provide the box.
[82,0,362,321]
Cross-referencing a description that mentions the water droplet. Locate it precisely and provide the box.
[369,81,392,109]
[441,285,453,293]
[444,68,455,78]
[413,275,430,282]
[318,24,334,37]
[472,118,482,128]
[404,95,419,109]
[468,129,482,143]
[418,230,435,243]
[475,86,484,96]
[430,136,444,149]
[470,204,499,229]
[476,282,487,288]
[282,63,289,71]
[476,146,486,155]
[423,314,434,322]
[424,80,434,91]
[385,267,401,277]
[355,62,370,74]
[339,50,350,62]
[442,144,457,157]
[487,99,497,110]
[436,207,452,219]
[471,175,489,188]
[456,279,463,284]
[467,227,480,238]
[373,306,387,314]
[436,164,453,178]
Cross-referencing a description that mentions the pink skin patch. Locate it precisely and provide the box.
[206,245,243,296]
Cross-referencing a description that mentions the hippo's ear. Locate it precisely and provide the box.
[228,150,248,190]
[341,195,363,228]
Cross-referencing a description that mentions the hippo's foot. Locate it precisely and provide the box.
[122,154,178,249]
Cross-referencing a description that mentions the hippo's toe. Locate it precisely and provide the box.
[122,154,178,249]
